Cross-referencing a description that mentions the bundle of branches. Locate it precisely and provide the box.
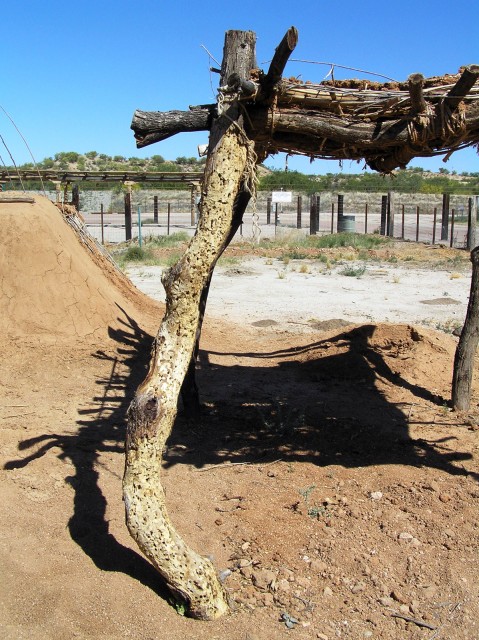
[131,32,479,174]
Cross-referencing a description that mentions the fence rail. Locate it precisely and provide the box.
[76,190,478,249]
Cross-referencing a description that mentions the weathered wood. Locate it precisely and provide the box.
[123,29,257,621]
[408,73,427,113]
[132,106,213,147]
[225,72,258,96]
[452,247,479,410]
[445,64,479,111]
[260,26,298,99]
[131,96,479,172]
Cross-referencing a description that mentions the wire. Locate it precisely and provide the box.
[0,134,25,191]
[0,104,46,194]
[262,57,398,83]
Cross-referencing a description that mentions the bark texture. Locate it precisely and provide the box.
[123,30,257,620]
[452,247,479,411]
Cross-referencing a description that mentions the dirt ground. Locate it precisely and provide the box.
[1,194,478,640]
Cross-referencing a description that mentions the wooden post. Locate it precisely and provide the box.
[71,184,80,211]
[432,207,437,245]
[450,209,455,248]
[330,202,334,234]
[167,202,171,235]
[401,204,405,240]
[124,191,132,241]
[441,193,450,241]
[452,246,479,410]
[100,203,105,245]
[153,195,158,223]
[266,197,271,224]
[380,195,387,235]
[337,193,344,232]
[416,206,420,242]
[309,195,316,234]
[364,202,368,234]
[296,195,302,229]
[123,28,266,621]
[387,191,394,237]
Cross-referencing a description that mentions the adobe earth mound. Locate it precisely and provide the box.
[0,192,158,343]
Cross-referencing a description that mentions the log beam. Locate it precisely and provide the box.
[445,64,479,111]
[131,106,214,147]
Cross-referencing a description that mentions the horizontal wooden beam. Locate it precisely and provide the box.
[0,170,204,184]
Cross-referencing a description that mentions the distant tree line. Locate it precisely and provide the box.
[3,151,479,195]
[259,167,479,195]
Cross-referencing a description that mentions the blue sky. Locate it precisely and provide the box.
[2,0,478,175]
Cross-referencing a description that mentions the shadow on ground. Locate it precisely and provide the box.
[4,321,477,599]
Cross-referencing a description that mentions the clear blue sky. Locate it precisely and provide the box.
[2,0,478,175]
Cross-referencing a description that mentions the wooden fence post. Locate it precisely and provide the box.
[71,184,80,211]
[416,206,420,242]
[441,193,450,241]
[154,195,159,224]
[364,202,368,234]
[387,191,394,236]
[124,191,132,241]
[432,207,437,245]
[330,202,335,234]
[309,195,316,234]
[380,195,387,235]
[401,204,405,239]
[452,246,479,410]
[266,197,271,224]
[297,195,302,229]
[315,195,320,232]
[167,202,171,235]
[337,193,344,232]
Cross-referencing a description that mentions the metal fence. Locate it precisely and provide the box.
[79,190,478,249]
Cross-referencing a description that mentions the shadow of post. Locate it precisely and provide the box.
[4,320,477,598]
[164,325,478,482]
[4,306,170,599]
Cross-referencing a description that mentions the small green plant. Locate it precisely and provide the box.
[146,231,190,247]
[338,264,366,277]
[298,484,329,519]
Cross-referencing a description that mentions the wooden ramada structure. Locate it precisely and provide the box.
[123,27,479,620]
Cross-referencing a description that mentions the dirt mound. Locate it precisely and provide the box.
[0,193,159,343]
[1,204,478,639]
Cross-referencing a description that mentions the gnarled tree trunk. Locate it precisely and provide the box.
[123,30,257,620]
[452,246,479,411]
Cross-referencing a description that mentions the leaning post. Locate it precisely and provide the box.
[123,27,299,620]
[452,247,479,410]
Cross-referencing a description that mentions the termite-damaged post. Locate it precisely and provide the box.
[123,27,299,621]
[452,247,479,410]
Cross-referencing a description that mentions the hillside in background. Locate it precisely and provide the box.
[3,151,479,194]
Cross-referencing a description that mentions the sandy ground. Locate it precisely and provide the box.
[126,257,471,334]
[2,195,479,640]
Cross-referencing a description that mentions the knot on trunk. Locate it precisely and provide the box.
[127,391,162,441]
